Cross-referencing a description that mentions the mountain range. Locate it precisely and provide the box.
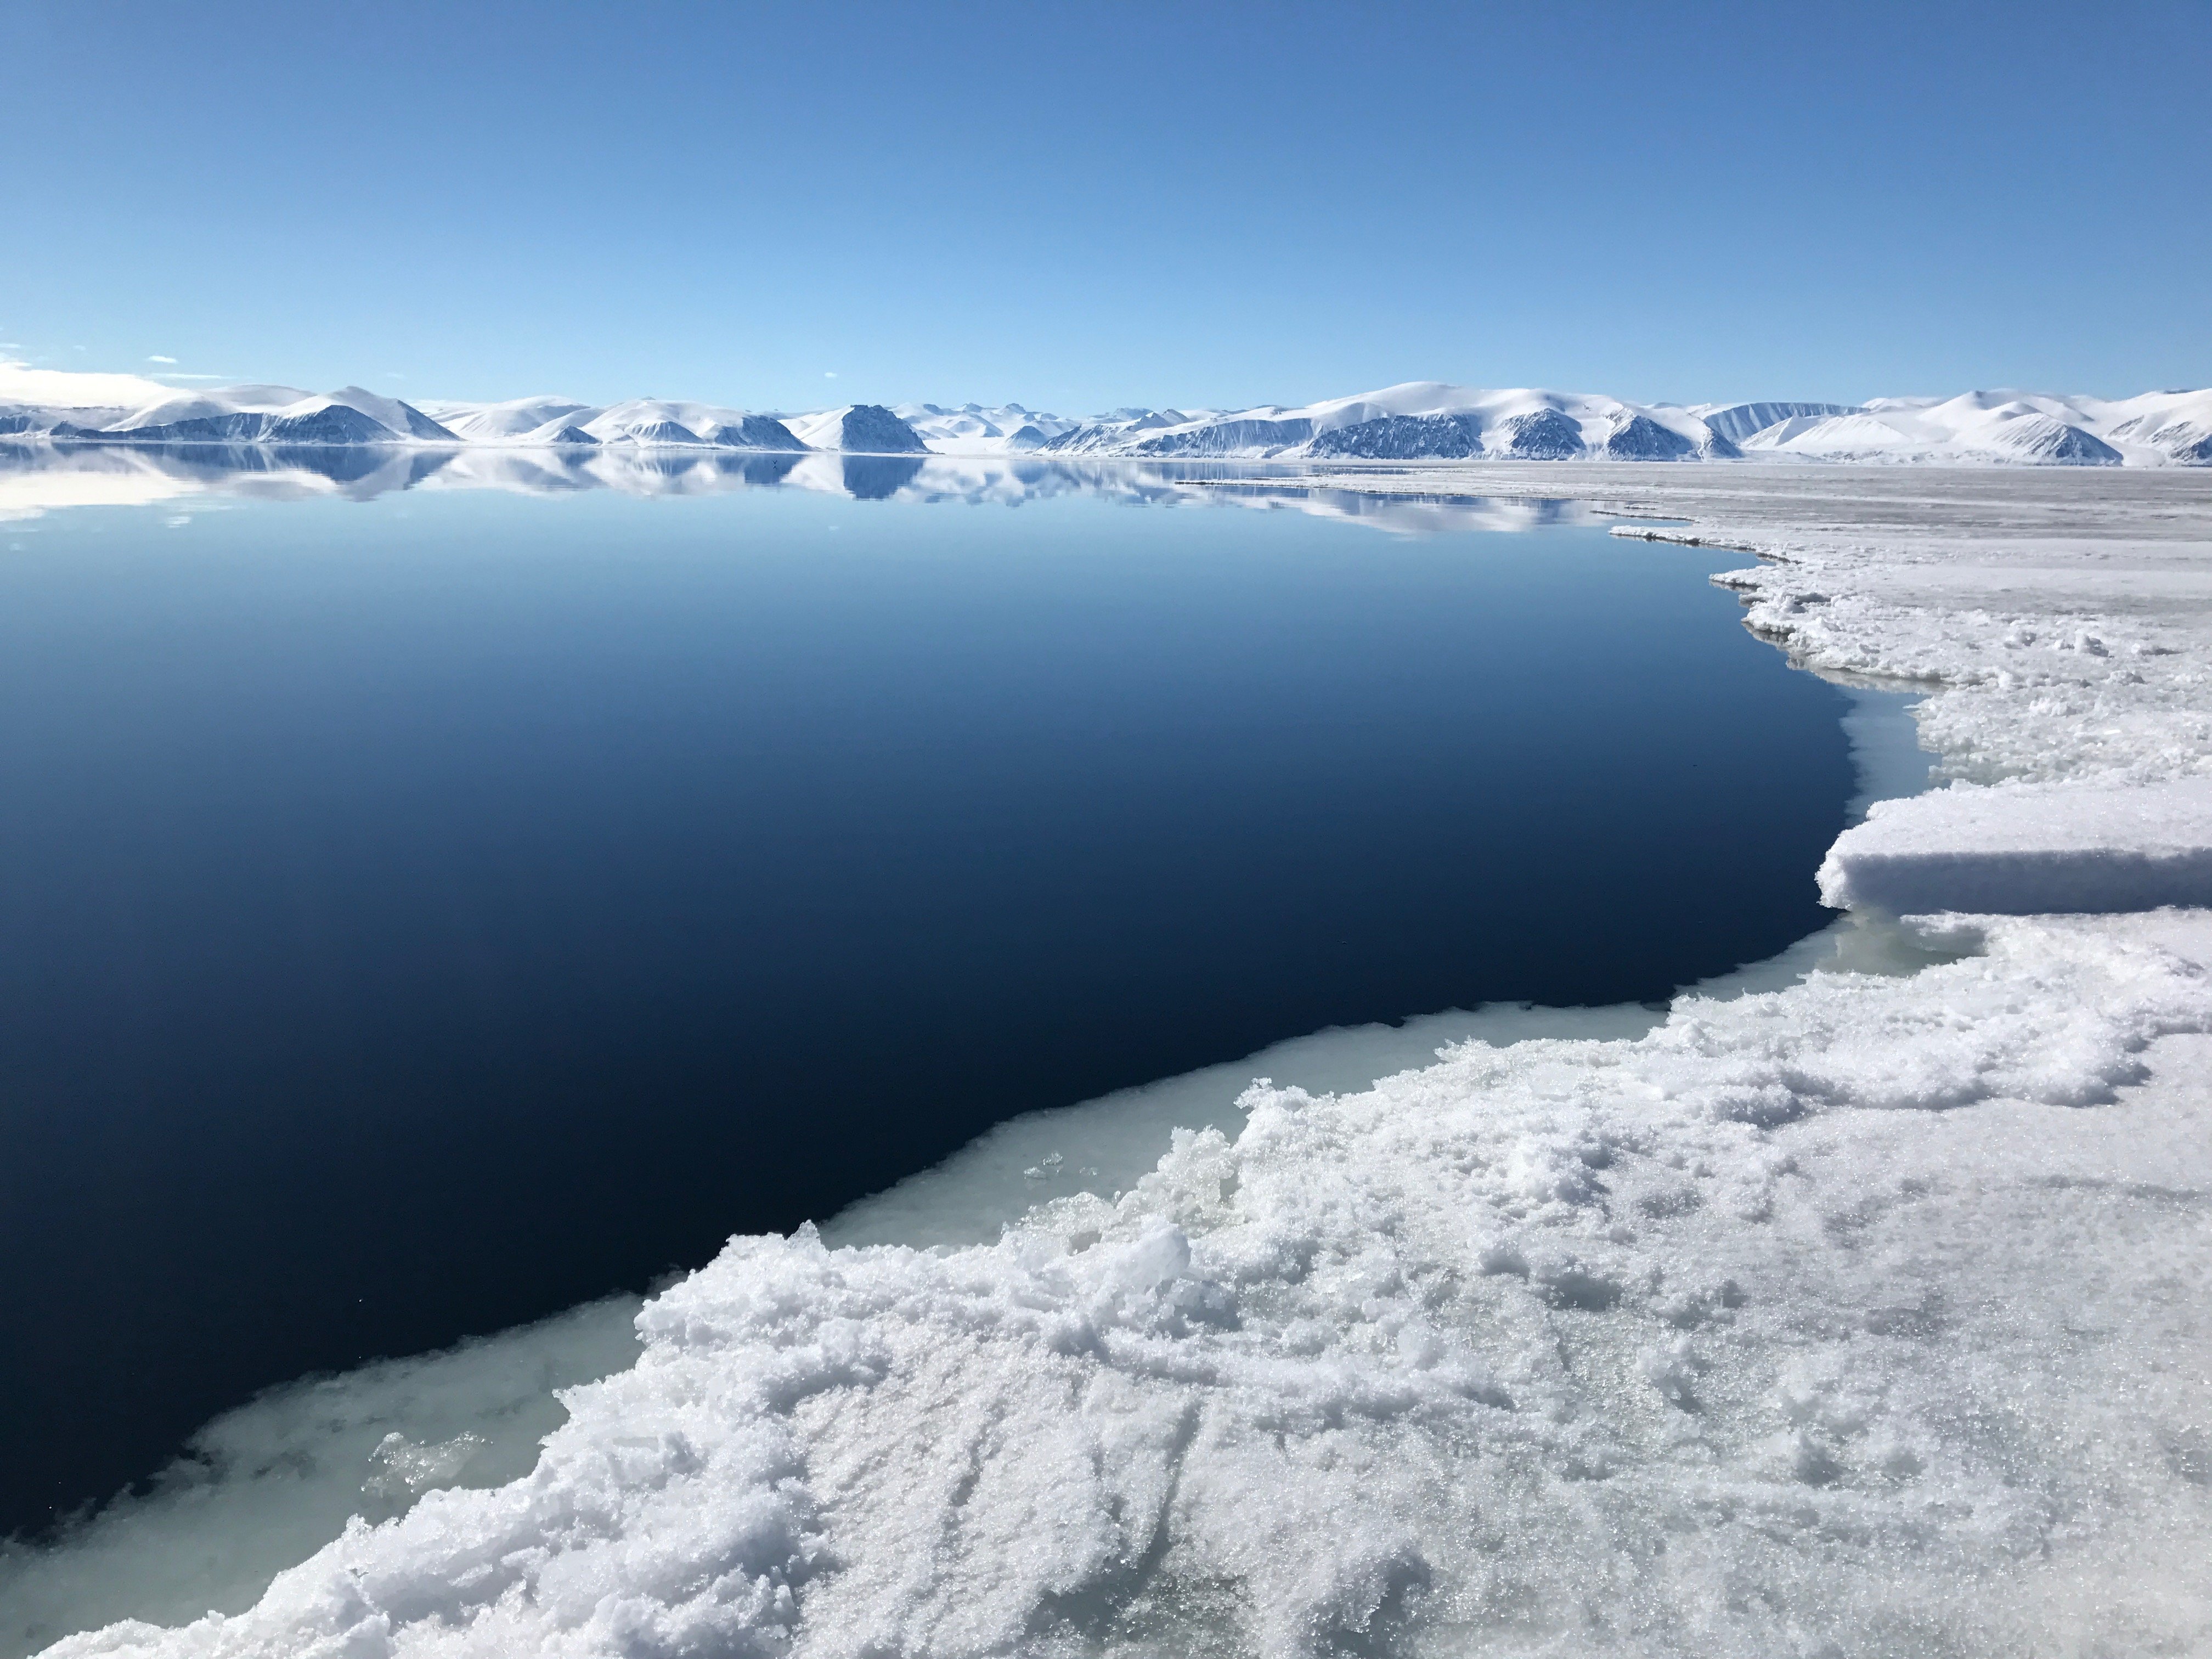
[3,372,2208,466]
[1031,383,2212,466]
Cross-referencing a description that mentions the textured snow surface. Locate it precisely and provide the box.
[1822,778,2212,914]
[32,467,2212,1658]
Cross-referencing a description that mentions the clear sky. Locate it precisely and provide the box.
[2,0,2205,415]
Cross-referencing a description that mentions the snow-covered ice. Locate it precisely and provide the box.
[14,465,2212,1658]
[1822,777,2212,915]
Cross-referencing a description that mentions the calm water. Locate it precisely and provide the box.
[0,460,1856,1535]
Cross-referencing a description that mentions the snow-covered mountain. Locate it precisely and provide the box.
[780,404,930,454]
[415,396,811,452]
[0,376,893,454]
[892,403,1085,453]
[1030,382,2212,466]
[32,383,464,445]
[1034,385,1745,461]
[1736,388,2212,466]
[417,395,595,443]
[1688,401,1863,445]
[5,366,2208,464]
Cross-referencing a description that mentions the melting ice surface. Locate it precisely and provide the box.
[0,455,1926,1650]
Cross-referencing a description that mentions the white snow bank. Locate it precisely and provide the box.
[1821,777,2212,914]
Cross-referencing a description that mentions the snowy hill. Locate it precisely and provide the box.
[1741,392,2117,465]
[574,400,809,451]
[35,383,462,446]
[1733,390,2212,466]
[2092,388,2212,464]
[415,396,808,452]
[1032,382,2212,466]
[1037,383,1742,462]
[416,395,595,442]
[893,403,1084,453]
[780,404,930,454]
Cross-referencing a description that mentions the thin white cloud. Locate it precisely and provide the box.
[147,354,178,364]
[825,371,839,379]
[0,362,177,405]
[154,373,228,381]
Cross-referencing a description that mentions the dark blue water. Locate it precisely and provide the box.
[0,472,1854,1536]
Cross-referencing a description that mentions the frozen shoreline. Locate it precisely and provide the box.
[22,467,2212,1658]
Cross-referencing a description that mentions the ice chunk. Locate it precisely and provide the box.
[1820,778,2212,915]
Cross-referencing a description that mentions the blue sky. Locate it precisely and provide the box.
[2,0,2205,413]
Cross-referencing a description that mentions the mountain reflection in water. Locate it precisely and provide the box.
[0,439,1607,532]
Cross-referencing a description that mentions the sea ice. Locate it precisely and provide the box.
[1822,776,2212,913]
